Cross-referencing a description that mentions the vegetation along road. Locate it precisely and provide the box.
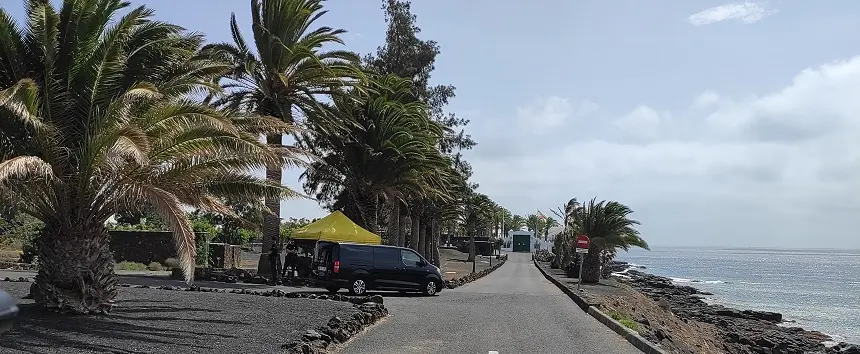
[337,252,640,354]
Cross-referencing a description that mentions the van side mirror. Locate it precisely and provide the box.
[416,260,426,267]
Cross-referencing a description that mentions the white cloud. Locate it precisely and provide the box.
[693,91,721,108]
[688,2,776,26]
[516,96,597,133]
[612,105,664,140]
[469,56,860,248]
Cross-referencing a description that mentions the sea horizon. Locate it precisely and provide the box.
[641,245,860,252]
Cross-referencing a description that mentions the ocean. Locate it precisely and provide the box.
[615,247,860,345]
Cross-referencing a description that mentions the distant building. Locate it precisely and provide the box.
[507,230,533,252]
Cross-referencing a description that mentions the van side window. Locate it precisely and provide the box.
[373,247,401,267]
[401,250,422,266]
[341,245,372,264]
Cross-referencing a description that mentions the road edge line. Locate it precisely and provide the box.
[532,258,667,354]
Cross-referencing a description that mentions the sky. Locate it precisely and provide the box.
[6,0,860,248]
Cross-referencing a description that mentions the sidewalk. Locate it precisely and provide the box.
[534,260,630,305]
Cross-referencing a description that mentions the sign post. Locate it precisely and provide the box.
[575,235,590,291]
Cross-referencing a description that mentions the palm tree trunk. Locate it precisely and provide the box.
[409,211,420,251]
[258,134,283,276]
[418,216,428,258]
[398,205,408,247]
[467,230,476,262]
[431,219,441,266]
[582,246,602,283]
[353,190,379,234]
[386,201,399,246]
[32,221,117,314]
[552,232,564,266]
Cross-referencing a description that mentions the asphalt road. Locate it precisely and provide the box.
[337,252,640,354]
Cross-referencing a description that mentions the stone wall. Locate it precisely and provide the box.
[208,243,242,269]
[109,231,212,265]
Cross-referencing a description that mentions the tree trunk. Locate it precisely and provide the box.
[409,211,420,252]
[258,134,283,276]
[562,234,572,266]
[32,222,117,314]
[353,190,379,234]
[386,202,399,246]
[552,232,564,266]
[419,216,429,258]
[582,246,602,283]
[398,206,408,247]
[431,219,441,266]
[467,230,476,262]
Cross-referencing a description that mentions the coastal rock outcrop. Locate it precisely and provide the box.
[617,269,859,354]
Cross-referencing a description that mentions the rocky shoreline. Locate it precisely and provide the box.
[608,262,859,354]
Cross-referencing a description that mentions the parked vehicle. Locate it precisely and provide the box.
[312,241,443,296]
[0,289,18,334]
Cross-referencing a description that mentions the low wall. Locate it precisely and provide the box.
[209,243,242,269]
[109,231,214,265]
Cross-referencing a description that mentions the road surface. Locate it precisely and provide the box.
[337,252,640,354]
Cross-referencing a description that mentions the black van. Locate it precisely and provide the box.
[312,241,443,296]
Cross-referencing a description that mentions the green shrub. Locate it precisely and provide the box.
[115,261,148,271]
[618,319,640,331]
[165,258,180,269]
[146,261,164,271]
[607,310,640,332]
[1,213,43,263]
[189,217,217,266]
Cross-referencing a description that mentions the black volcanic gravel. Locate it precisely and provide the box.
[0,282,359,354]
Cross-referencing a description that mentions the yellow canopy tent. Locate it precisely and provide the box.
[291,211,382,245]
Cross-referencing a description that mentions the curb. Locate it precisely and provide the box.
[444,254,508,289]
[533,258,667,354]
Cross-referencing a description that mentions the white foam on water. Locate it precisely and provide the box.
[669,277,726,284]
[822,334,846,347]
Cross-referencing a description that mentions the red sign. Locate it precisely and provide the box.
[576,235,590,249]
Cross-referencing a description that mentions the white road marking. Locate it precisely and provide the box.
[489,351,499,354]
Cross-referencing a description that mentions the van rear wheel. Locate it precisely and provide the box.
[349,278,367,295]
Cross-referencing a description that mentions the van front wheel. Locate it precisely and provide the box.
[422,279,439,296]
[349,278,367,295]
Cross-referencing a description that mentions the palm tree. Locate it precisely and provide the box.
[303,74,449,239]
[567,198,649,283]
[0,0,296,314]
[201,0,362,275]
[551,198,581,267]
[510,214,526,231]
[543,216,559,240]
[497,207,512,238]
[462,191,493,262]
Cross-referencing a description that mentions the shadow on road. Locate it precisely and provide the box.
[300,290,429,298]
